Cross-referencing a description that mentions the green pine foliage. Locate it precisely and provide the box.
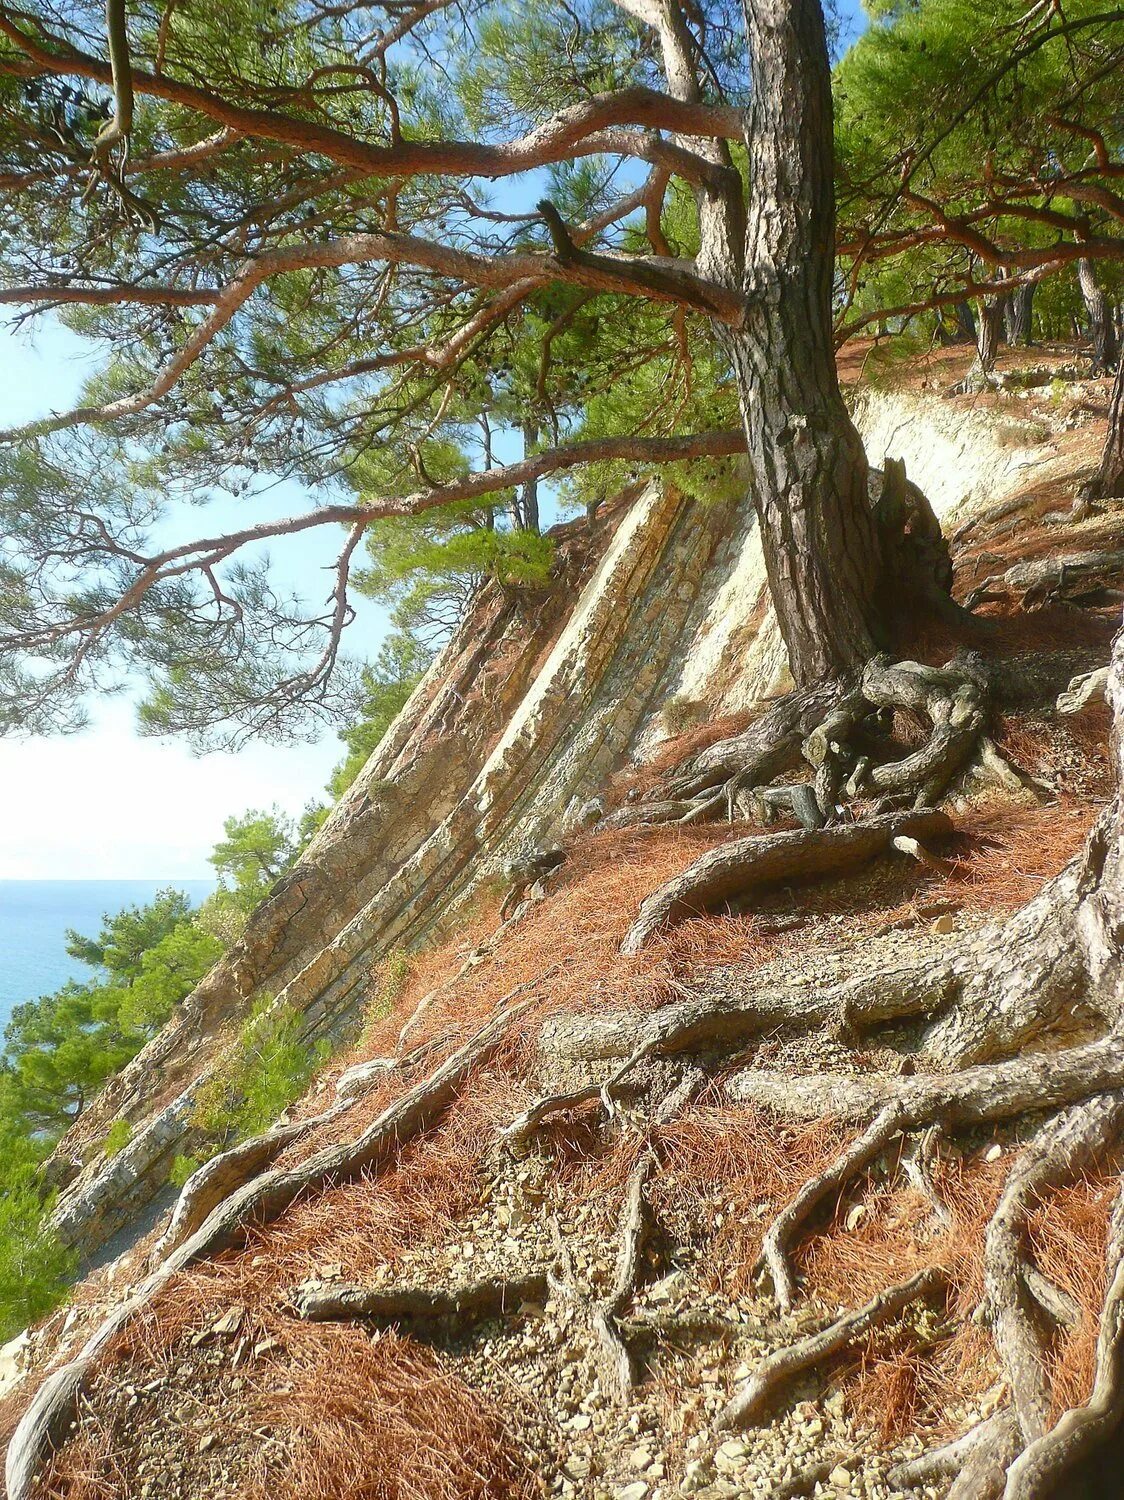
[0,1121,75,1343]
[834,0,1123,341]
[1,891,222,1140]
[189,998,329,1150]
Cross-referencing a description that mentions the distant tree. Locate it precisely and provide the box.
[0,1115,74,1341]
[835,0,1124,405]
[208,809,300,913]
[324,633,435,803]
[64,888,195,980]
[0,890,221,1136]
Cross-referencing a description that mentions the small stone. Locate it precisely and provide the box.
[617,1485,648,1500]
[319,1263,343,1280]
[985,1143,1003,1162]
[931,913,956,936]
[211,1307,244,1337]
[844,1203,867,1231]
[629,1446,653,1470]
[829,1466,853,1487]
[199,1434,218,1453]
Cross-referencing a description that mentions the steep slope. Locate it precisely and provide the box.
[42,370,1086,1264]
[7,351,1124,1500]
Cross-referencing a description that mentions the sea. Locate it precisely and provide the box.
[0,879,215,1033]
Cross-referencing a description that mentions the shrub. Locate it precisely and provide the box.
[0,1129,75,1341]
[363,949,414,1035]
[660,695,706,736]
[191,999,330,1148]
[169,1153,201,1188]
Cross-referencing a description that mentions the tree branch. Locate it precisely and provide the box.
[0,15,740,181]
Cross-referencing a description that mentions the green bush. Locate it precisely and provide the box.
[169,1153,202,1188]
[0,1129,75,1341]
[191,999,329,1149]
[362,949,413,1036]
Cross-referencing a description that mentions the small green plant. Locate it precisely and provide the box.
[995,418,1050,449]
[660,695,705,737]
[169,1153,201,1188]
[190,998,330,1150]
[102,1119,132,1158]
[363,949,413,1034]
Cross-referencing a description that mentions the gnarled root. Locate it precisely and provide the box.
[620,808,952,951]
[628,649,992,843]
[966,551,1124,613]
[1002,1182,1124,1500]
[718,1265,949,1430]
[983,1095,1124,1447]
[291,1272,550,1329]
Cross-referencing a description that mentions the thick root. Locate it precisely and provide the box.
[638,651,990,838]
[1002,1183,1124,1500]
[982,1094,1124,1445]
[620,808,952,951]
[966,550,1124,613]
[291,1272,550,1328]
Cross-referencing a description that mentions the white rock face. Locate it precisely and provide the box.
[852,386,1071,523]
[0,1332,30,1400]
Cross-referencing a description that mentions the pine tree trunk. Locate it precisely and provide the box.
[519,418,540,533]
[965,293,1006,387]
[1079,258,1120,374]
[1084,349,1124,502]
[730,0,883,687]
[1005,284,1035,347]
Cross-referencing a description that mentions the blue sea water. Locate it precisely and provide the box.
[0,879,215,1032]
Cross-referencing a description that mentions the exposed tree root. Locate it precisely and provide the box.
[621,651,993,855]
[16,622,1124,1500]
[890,1412,1019,1491]
[1058,665,1109,716]
[5,998,532,1500]
[718,1266,949,1430]
[291,1272,550,1329]
[620,809,952,951]
[982,1095,1124,1447]
[1002,1182,1124,1500]
[153,1094,359,1261]
[773,1454,852,1498]
[965,551,1124,613]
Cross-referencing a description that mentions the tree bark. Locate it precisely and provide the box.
[518,418,541,532]
[966,292,1006,387]
[1005,283,1035,347]
[1083,348,1124,502]
[1079,258,1119,374]
[731,0,883,686]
